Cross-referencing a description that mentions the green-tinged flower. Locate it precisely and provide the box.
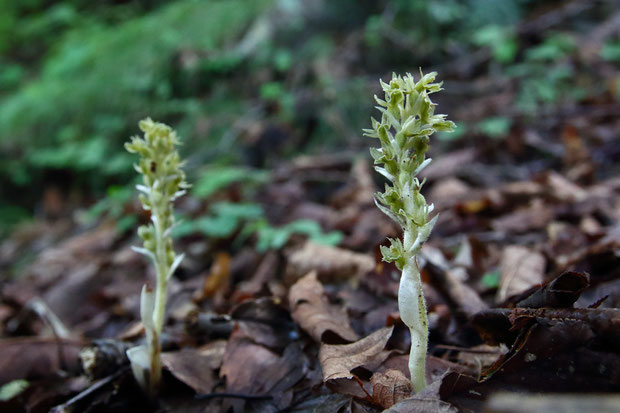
[365,71,454,392]
[364,71,454,248]
[125,118,188,396]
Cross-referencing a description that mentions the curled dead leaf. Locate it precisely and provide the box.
[319,326,394,399]
[370,369,412,409]
[517,271,589,308]
[289,272,358,344]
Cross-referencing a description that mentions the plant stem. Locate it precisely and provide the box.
[149,199,168,394]
[400,234,428,392]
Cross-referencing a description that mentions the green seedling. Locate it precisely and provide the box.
[125,118,188,396]
[364,71,455,391]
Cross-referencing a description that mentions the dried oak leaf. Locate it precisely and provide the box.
[285,241,374,284]
[370,369,412,409]
[319,326,394,399]
[289,271,358,344]
[220,328,307,412]
[497,245,545,303]
[381,371,458,413]
[161,341,226,394]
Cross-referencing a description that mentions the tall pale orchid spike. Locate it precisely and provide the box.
[363,71,455,391]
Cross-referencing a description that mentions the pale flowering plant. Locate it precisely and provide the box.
[124,118,189,396]
[363,71,455,392]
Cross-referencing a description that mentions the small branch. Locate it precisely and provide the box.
[50,367,129,413]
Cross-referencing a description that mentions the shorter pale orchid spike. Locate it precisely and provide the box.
[126,119,189,396]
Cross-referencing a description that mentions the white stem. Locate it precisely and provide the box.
[399,255,428,392]
[153,211,168,336]
[148,209,167,394]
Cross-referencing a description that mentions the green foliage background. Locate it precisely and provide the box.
[0,0,617,233]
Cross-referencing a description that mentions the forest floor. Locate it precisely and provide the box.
[1,121,620,412]
[1,2,620,412]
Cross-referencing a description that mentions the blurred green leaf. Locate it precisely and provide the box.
[478,117,511,138]
[211,202,264,220]
[173,202,264,239]
[256,219,343,252]
[525,33,576,61]
[481,269,501,289]
[0,205,31,235]
[27,135,110,170]
[0,62,24,89]
[83,185,133,226]
[192,167,269,199]
[0,379,29,401]
[601,41,620,62]
[116,215,138,233]
[473,25,517,63]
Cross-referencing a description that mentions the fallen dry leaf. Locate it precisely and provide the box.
[492,200,554,234]
[319,326,394,399]
[383,397,457,413]
[370,369,412,409]
[540,170,588,203]
[42,262,105,326]
[161,343,226,394]
[474,307,620,392]
[232,297,299,351]
[381,373,458,413]
[427,265,488,319]
[279,393,351,413]
[330,158,376,208]
[455,344,507,378]
[516,271,589,309]
[25,224,118,286]
[220,328,307,412]
[422,148,477,181]
[0,337,84,383]
[195,252,230,302]
[285,241,374,284]
[427,177,472,209]
[500,180,544,202]
[233,251,279,301]
[289,271,358,344]
[497,246,546,302]
[27,375,90,413]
